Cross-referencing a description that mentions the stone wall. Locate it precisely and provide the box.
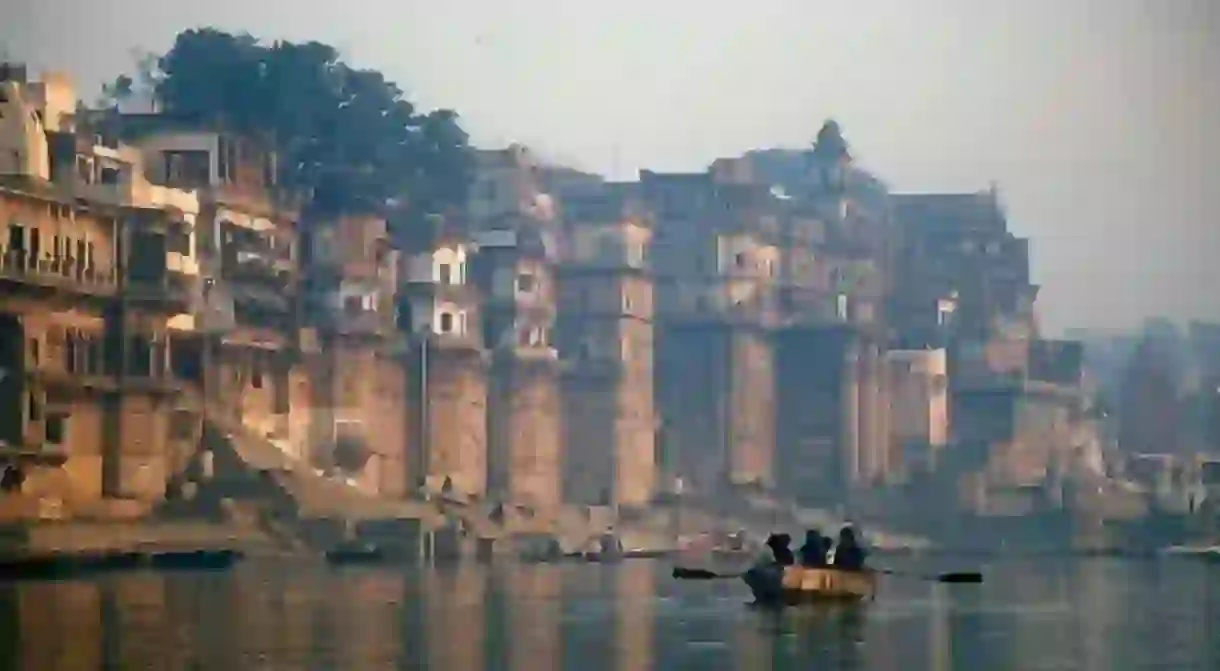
[424,350,488,497]
[561,372,616,505]
[488,358,562,510]
[115,394,168,500]
[727,330,775,487]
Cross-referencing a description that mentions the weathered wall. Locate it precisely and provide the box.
[561,372,616,506]
[655,325,775,492]
[115,394,168,500]
[424,351,488,497]
[727,330,775,487]
[615,315,656,507]
[774,328,848,501]
[367,352,409,497]
[654,326,726,491]
[488,359,562,510]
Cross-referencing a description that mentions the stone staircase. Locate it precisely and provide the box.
[194,412,448,556]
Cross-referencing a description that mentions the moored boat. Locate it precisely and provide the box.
[742,565,877,605]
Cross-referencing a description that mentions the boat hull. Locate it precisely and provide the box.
[742,565,877,605]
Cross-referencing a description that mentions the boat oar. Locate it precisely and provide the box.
[878,568,983,584]
[671,567,741,580]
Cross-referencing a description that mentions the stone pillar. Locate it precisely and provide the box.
[500,361,561,511]
[728,331,776,488]
[424,351,488,498]
[841,338,861,489]
[858,341,882,483]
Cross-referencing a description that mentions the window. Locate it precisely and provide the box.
[28,338,38,365]
[344,295,363,315]
[45,414,66,445]
[100,167,120,185]
[438,263,453,285]
[734,252,746,268]
[623,294,633,312]
[65,331,78,373]
[7,224,24,251]
[516,273,537,294]
[439,312,454,333]
[27,392,39,422]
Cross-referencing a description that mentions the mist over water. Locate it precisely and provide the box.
[2,558,1218,670]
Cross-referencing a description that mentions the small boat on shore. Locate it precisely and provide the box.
[742,565,877,605]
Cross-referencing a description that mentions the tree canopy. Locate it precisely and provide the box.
[114,28,472,218]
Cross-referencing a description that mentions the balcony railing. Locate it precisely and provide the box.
[0,247,119,295]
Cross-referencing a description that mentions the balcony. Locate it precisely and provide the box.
[0,247,118,296]
[123,271,194,306]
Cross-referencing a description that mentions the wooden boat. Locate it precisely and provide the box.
[742,565,877,604]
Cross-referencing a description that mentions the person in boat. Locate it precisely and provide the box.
[598,528,624,556]
[798,528,830,567]
[830,525,867,571]
[764,532,795,566]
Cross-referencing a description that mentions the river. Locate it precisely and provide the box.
[1,557,1217,670]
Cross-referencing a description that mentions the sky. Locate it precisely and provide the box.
[4,0,1219,334]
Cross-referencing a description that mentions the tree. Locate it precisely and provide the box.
[114,28,472,219]
[97,75,134,108]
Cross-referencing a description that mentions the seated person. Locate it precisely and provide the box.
[764,532,795,567]
[830,525,867,571]
[798,529,830,567]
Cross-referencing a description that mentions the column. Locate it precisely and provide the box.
[858,341,882,483]
[841,337,861,490]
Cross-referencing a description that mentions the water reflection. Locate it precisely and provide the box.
[0,558,1218,670]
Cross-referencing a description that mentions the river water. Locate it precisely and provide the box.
[1,557,1217,670]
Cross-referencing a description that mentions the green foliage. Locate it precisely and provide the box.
[119,28,472,218]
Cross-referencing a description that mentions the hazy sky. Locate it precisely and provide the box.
[4,0,1219,334]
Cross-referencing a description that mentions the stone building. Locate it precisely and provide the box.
[115,112,305,455]
[555,184,657,508]
[471,222,563,512]
[644,170,779,494]
[468,144,557,223]
[886,348,950,480]
[0,67,200,509]
[891,189,1037,345]
[299,213,408,496]
[397,220,488,498]
[890,187,1091,512]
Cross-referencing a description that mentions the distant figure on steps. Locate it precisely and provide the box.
[830,525,867,571]
[798,528,831,567]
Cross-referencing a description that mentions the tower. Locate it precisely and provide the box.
[556,189,657,508]
[472,222,563,512]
